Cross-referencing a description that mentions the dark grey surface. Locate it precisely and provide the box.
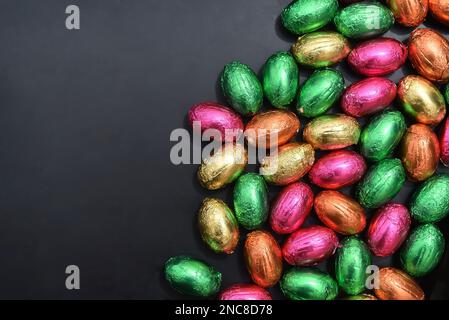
[0,0,448,299]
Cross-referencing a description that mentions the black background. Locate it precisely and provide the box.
[0,0,448,300]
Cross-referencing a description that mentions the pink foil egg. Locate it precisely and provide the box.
[341,77,397,117]
[367,203,411,257]
[188,102,244,142]
[440,117,449,166]
[282,226,339,266]
[348,38,408,77]
[309,150,367,189]
[269,182,314,235]
[219,284,272,300]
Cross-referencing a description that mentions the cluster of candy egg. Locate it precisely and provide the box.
[165,0,449,300]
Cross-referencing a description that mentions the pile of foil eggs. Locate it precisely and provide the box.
[165,0,449,300]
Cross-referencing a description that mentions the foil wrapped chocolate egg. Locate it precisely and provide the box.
[262,52,299,108]
[335,237,371,295]
[219,284,272,300]
[408,28,449,83]
[164,256,221,297]
[440,116,449,166]
[356,158,406,209]
[198,198,239,254]
[341,77,397,118]
[282,226,339,266]
[309,150,366,189]
[281,268,339,300]
[233,173,268,230]
[281,0,339,35]
[429,0,449,25]
[410,173,449,223]
[401,124,440,181]
[188,102,244,142]
[334,2,395,39]
[343,294,378,300]
[291,31,351,68]
[220,61,263,116]
[270,182,314,235]
[244,230,283,288]
[387,0,429,26]
[297,68,345,118]
[400,224,445,277]
[360,110,407,162]
[348,38,407,77]
[397,75,446,125]
[198,143,247,190]
[375,267,425,300]
[303,114,361,150]
[245,110,300,149]
[261,142,315,186]
[314,191,366,235]
[367,203,411,257]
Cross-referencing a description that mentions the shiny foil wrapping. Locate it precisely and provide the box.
[219,284,272,300]
[314,191,366,235]
[244,231,283,288]
[367,203,411,257]
[297,68,345,118]
[233,173,268,230]
[262,52,299,108]
[341,77,397,118]
[281,0,339,35]
[188,102,244,142]
[410,173,449,223]
[397,75,446,125]
[360,110,407,162]
[343,294,378,300]
[335,237,371,295]
[198,143,247,190]
[245,110,300,149]
[281,268,339,300]
[375,267,425,300]
[348,38,407,77]
[408,28,449,83]
[429,0,449,25]
[440,116,449,166]
[291,31,351,68]
[220,61,263,116]
[334,2,395,39]
[387,0,428,26]
[270,182,314,235]
[303,114,361,150]
[164,256,222,297]
[261,142,315,186]
[400,224,445,277]
[198,198,239,254]
[282,226,339,266]
[356,158,406,208]
[401,124,440,181]
[309,150,366,189]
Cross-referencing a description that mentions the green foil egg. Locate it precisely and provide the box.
[356,158,406,209]
[334,2,394,39]
[164,256,222,297]
[220,61,263,116]
[335,237,371,295]
[400,224,445,277]
[263,52,299,108]
[280,268,339,300]
[281,0,339,35]
[233,173,269,230]
[297,68,345,118]
[445,84,449,104]
[410,174,449,223]
[360,110,407,162]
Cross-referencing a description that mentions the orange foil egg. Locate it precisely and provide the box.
[374,267,425,300]
[387,0,429,26]
[408,28,449,83]
[429,0,449,25]
[245,110,300,149]
[314,190,366,235]
[401,124,440,181]
[244,230,283,288]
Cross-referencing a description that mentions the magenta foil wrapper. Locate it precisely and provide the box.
[219,284,272,300]
[440,117,449,166]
